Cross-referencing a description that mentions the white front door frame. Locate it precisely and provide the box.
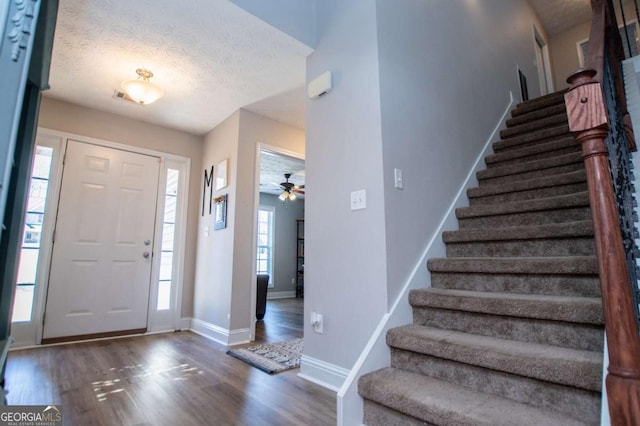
[11,127,190,347]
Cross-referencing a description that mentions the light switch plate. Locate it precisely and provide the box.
[394,168,403,189]
[351,190,366,211]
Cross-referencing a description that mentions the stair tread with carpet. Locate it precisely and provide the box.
[360,368,593,426]
[476,151,583,182]
[492,125,570,152]
[485,136,580,167]
[358,91,604,425]
[408,288,602,324]
[467,169,586,202]
[500,113,568,139]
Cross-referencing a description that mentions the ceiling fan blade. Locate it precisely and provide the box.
[293,188,305,194]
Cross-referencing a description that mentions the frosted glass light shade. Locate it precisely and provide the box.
[121,68,163,105]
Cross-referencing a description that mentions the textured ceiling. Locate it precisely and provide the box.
[528,0,592,36]
[259,150,305,197]
[46,0,312,135]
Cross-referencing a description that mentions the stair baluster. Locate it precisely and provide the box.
[565,0,640,423]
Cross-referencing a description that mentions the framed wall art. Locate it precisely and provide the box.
[214,194,227,230]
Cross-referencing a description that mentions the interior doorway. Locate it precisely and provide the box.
[252,146,305,340]
[534,25,554,96]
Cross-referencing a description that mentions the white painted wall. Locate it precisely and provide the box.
[230,0,316,48]
[37,97,203,318]
[193,109,304,339]
[304,0,389,375]
[259,193,304,294]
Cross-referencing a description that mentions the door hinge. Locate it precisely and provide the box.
[52,229,56,243]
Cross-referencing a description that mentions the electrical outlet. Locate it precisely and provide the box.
[310,312,323,334]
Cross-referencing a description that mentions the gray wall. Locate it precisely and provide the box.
[259,193,305,294]
[194,109,304,333]
[303,0,548,375]
[305,0,389,371]
[377,0,546,308]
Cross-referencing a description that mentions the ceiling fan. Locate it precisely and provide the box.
[277,173,305,201]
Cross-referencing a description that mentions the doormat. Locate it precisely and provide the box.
[226,338,303,374]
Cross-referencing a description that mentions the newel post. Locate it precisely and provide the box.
[565,68,640,424]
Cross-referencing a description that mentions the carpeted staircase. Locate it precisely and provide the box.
[358,91,604,426]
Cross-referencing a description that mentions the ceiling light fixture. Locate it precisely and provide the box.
[121,68,164,105]
[279,173,298,202]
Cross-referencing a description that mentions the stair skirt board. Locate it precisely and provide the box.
[337,92,517,426]
[357,91,606,425]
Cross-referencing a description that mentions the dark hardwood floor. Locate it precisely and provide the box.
[5,298,336,425]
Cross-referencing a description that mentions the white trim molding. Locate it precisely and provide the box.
[190,318,251,346]
[299,354,350,392]
[266,291,296,300]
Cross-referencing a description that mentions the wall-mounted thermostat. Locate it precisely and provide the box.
[308,71,332,99]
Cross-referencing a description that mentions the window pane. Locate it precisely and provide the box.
[159,251,173,281]
[32,146,53,179]
[162,223,175,251]
[157,281,171,310]
[163,195,177,223]
[25,212,44,227]
[17,248,39,285]
[27,180,48,213]
[166,169,179,196]
[12,145,54,324]
[11,285,35,323]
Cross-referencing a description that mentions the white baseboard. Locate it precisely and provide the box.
[299,354,350,392]
[267,291,296,299]
[336,92,516,426]
[190,318,251,346]
[180,317,192,331]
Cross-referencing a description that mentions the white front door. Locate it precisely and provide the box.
[43,140,160,340]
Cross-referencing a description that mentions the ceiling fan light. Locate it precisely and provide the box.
[289,192,296,201]
[121,68,164,105]
[279,192,287,201]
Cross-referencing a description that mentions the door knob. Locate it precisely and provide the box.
[144,239,151,246]
[143,251,151,259]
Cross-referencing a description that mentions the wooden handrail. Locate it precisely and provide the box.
[565,0,640,423]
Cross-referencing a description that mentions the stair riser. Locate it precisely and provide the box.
[500,114,568,139]
[458,207,591,229]
[493,127,571,153]
[445,237,595,257]
[390,349,600,422]
[412,307,603,351]
[506,104,567,127]
[486,145,581,169]
[363,401,433,426]
[469,182,588,206]
[512,95,566,117]
[478,162,584,186]
[430,272,601,297]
